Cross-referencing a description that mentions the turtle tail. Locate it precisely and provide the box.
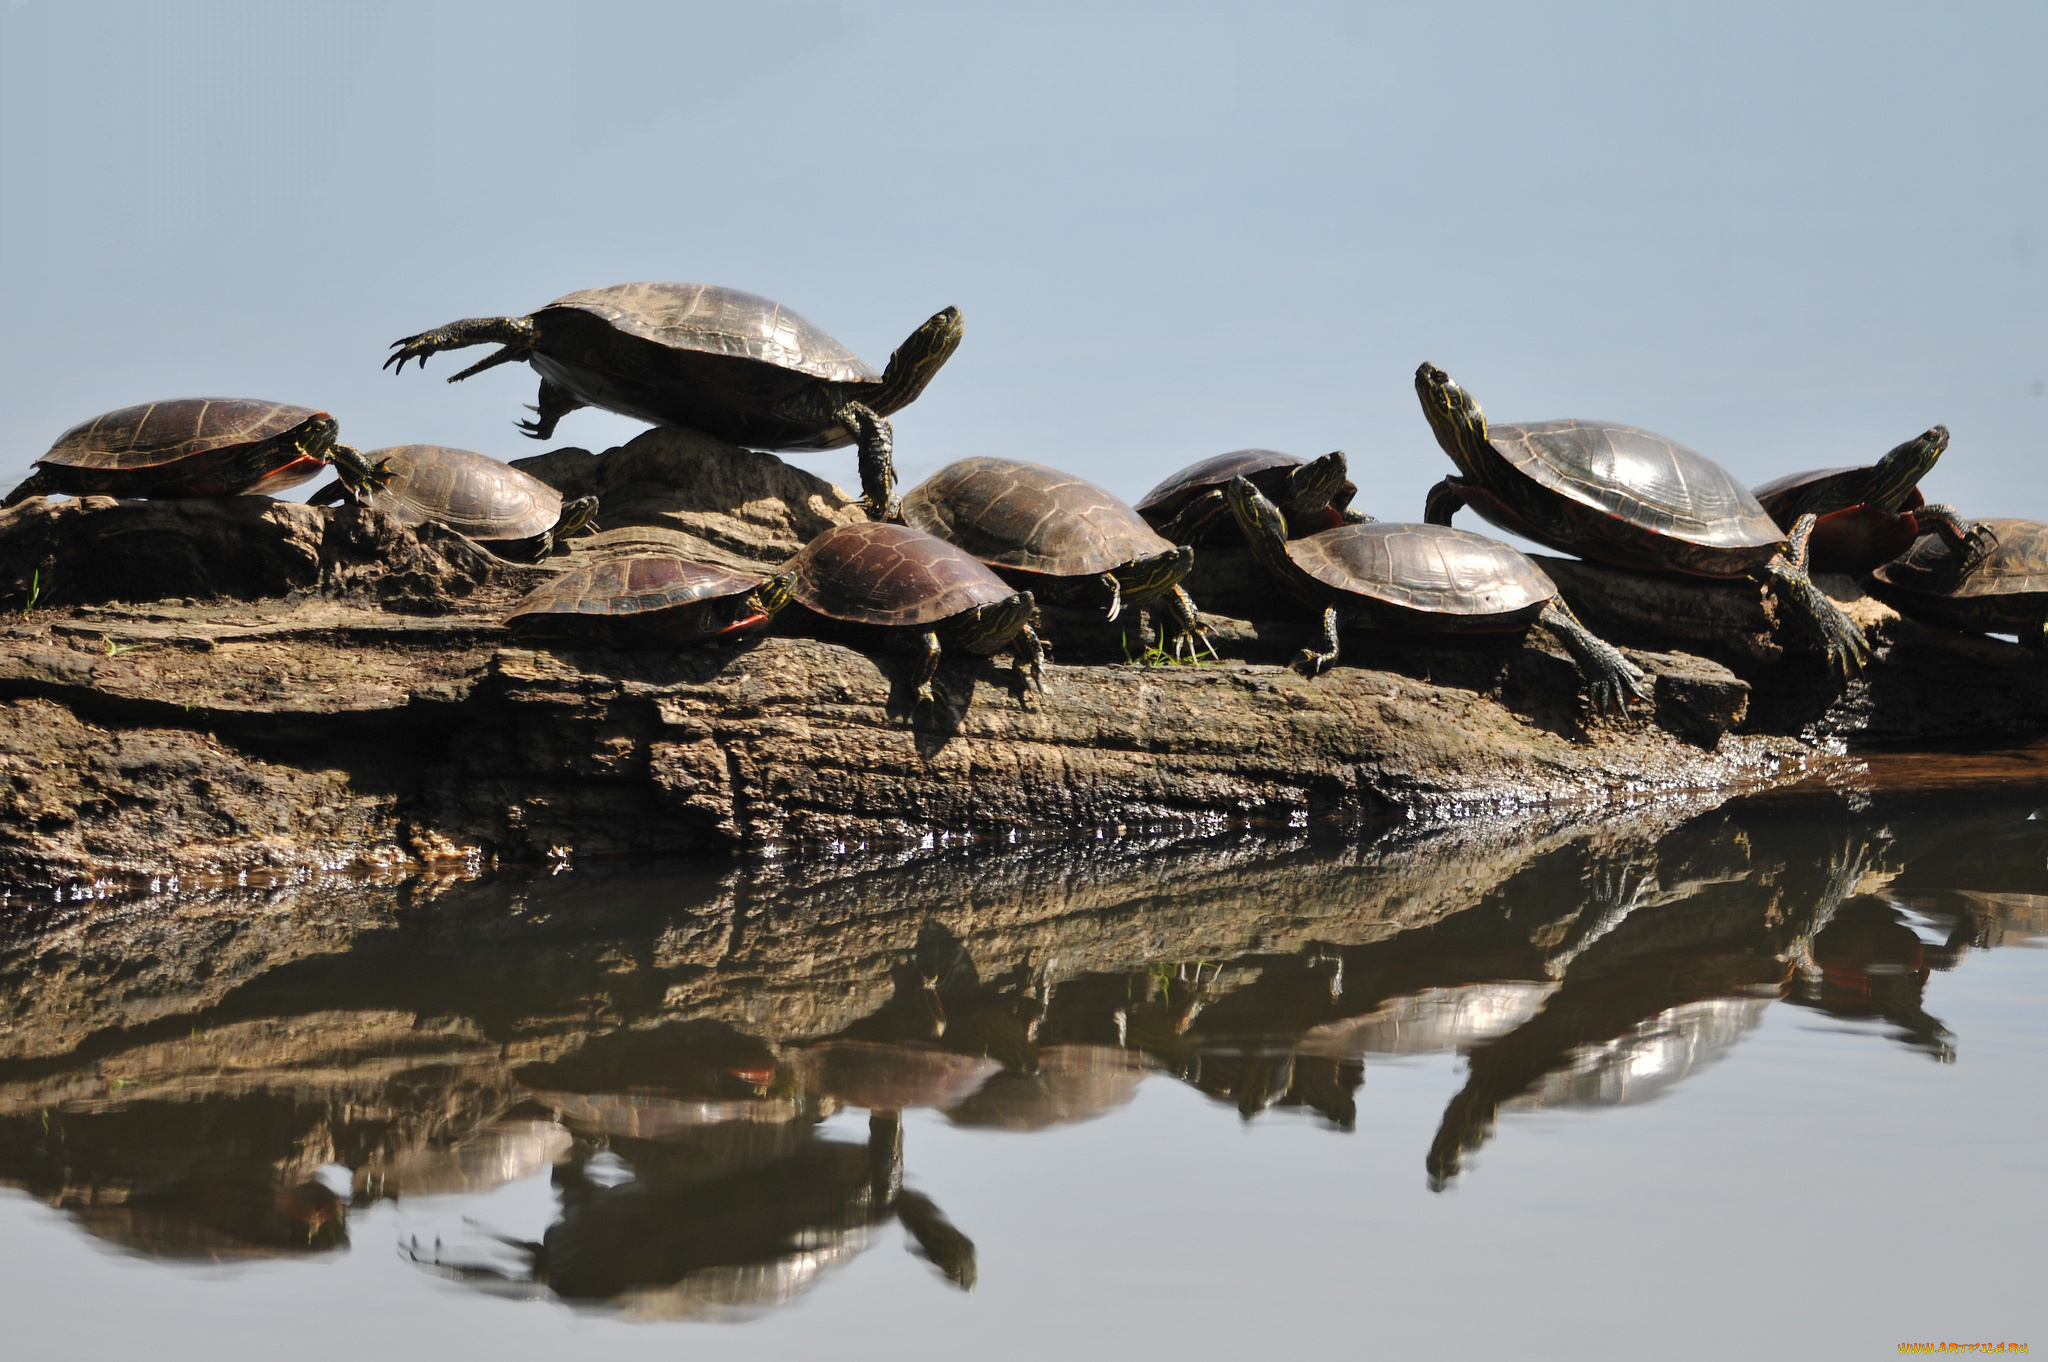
[2,468,57,508]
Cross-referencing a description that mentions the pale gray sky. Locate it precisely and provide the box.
[2,1,2043,523]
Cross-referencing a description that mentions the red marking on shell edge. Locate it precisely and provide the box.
[712,612,770,638]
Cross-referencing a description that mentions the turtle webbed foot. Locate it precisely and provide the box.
[1539,601,1648,716]
[1921,503,1996,575]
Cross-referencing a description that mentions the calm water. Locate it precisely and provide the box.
[1,779,2044,1359]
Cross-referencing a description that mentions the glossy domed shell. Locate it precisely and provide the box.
[1490,420,1784,552]
[357,445,562,541]
[902,458,1173,577]
[784,522,1018,627]
[1288,521,1557,618]
[507,554,766,625]
[540,283,878,383]
[42,399,319,471]
[1136,449,1313,518]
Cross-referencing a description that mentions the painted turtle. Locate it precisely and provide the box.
[1868,518,2048,649]
[781,521,1043,706]
[1137,448,1364,544]
[307,444,599,560]
[505,554,793,647]
[2,398,387,508]
[1415,363,1869,679]
[384,283,963,518]
[1228,476,1646,712]
[1751,424,1990,574]
[900,457,1215,659]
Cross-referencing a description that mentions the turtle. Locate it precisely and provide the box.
[1414,363,1869,679]
[382,283,963,518]
[2,398,388,508]
[1868,518,2048,649]
[899,457,1216,659]
[504,554,794,648]
[1751,424,1992,575]
[1136,448,1365,544]
[306,444,599,560]
[780,521,1043,706]
[1227,476,1647,712]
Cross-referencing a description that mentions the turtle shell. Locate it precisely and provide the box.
[539,283,877,383]
[356,445,562,541]
[1287,522,1557,625]
[901,458,1173,578]
[1137,449,1353,519]
[783,522,1018,627]
[42,399,319,471]
[1488,420,1784,557]
[505,554,769,646]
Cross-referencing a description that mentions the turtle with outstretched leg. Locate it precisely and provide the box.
[3,398,387,507]
[1752,424,1991,575]
[781,521,1044,709]
[1414,363,1869,680]
[1137,448,1366,545]
[1227,477,1647,715]
[308,444,596,560]
[900,457,1216,660]
[383,283,962,518]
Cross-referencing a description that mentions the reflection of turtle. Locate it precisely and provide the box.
[308,444,597,560]
[1869,518,2048,649]
[506,555,793,648]
[1415,363,1869,678]
[414,1112,976,1315]
[1136,448,1362,544]
[1752,425,1989,574]
[901,457,1214,659]
[1228,477,1646,713]
[385,283,962,517]
[3,398,388,507]
[782,521,1044,706]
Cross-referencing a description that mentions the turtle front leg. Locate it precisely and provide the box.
[1292,606,1343,676]
[1099,572,1124,622]
[1161,586,1218,662]
[837,402,896,520]
[1011,623,1047,695]
[518,380,587,441]
[1538,600,1648,716]
[3,468,59,507]
[1424,479,1467,526]
[1917,503,1995,573]
[913,629,943,706]
[384,315,539,377]
[1761,513,1870,680]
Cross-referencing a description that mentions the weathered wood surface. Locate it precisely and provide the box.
[2,427,2037,891]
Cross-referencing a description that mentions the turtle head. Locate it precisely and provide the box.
[875,306,965,413]
[1863,424,1949,513]
[1225,475,1292,571]
[1116,544,1195,608]
[1415,362,1492,476]
[953,590,1035,656]
[327,442,395,498]
[553,495,601,539]
[1279,450,1350,513]
[747,570,796,621]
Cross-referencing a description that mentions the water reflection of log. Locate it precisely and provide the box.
[0,794,2040,1294]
